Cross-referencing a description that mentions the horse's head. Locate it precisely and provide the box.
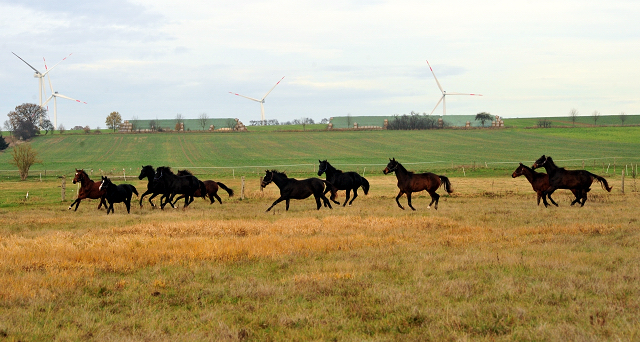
[318,160,328,176]
[532,155,547,170]
[72,169,88,184]
[154,166,172,181]
[261,170,274,188]
[512,163,525,178]
[383,158,399,175]
[99,176,112,191]
[139,165,154,180]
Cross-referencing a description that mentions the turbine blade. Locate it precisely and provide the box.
[42,95,54,106]
[426,60,444,94]
[446,92,483,96]
[41,53,72,77]
[12,52,41,74]
[430,95,444,115]
[54,93,87,104]
[229,92,261,102]
[262,76,285,100]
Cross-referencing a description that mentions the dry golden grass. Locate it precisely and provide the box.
[0,175,638,340]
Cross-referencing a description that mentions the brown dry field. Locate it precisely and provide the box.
[0,175,639,341]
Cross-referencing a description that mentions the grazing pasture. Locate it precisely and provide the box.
[0,174,639,340]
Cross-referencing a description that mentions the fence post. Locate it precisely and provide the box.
[621,170,625,194]
[61,176,66,201]
[241,176,245,200]
[260,176,263,192]
[123,168,126,181]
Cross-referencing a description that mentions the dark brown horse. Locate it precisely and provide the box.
[68,169,107,211]
[172,170,235,205]
[512,163,582,206]
[532,155,612,207]
[260,170,334,212]
[383,158,453,210]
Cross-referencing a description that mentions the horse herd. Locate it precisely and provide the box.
[67,155,612,214]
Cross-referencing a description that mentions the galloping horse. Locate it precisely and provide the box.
[68,169,107,211]
[172,170,234,205]
[512,163,581,206]
[138,165,174,208]
[383,158,453,210]
[153,166,206,209]
[99,176,138,214]
[260,170,335,212]
[317,160,369,206]
[532,155,611,207]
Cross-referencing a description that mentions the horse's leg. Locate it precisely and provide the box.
[148,193,159,207]
[266,197,285,212]
[428,191,440,210]
[68,198,80,211]
[406,192,416,211]
[541,188,555,208]
[286,199,291,211]
[322,193,333,209]
[548,193,559,207]
[213,193,222,205]
[139,190,149,207]
[349,188,358,206]
[125,198,131,213]
[343,189,351,207]
[580,190,588,207]
[536,192,541,206]
[395,191,405,210]
[324,188,340,205]
[314,195,322,210]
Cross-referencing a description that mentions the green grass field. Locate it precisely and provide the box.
[1,126,639,182]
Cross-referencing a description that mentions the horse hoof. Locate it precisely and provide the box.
[427,206,431,209]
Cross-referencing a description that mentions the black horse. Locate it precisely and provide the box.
[383,158,453,210]
[99,176,138,214]
[260,170,335,212]
[138,165,174,208]
[153,166,206,209]
[172,170,235,205]
[532,155,612,207]
[317,160,369,206]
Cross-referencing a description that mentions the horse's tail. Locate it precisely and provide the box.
[199,180,207,198]
[439,175,454,194]
[217,182,234,197]
[360,177,370,195]
[130,185,139,197]
[588,172,612,192]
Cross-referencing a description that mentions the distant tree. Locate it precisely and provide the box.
[475,112,493,127]
[346,113,352,128]
[387,111,439,130]
[619,111,627,126]
[4,119,16,137]
[130,116,139,132]
[0,131,9,151]
[72,125,84,131]
[537,119,552,128]
[10,143,41,180]
[569,108,579,127]
[15,120,39,140]
[198,112,209,130]
[7,103,48,132]
[149,120,157,132]
[58,124,66,134]
[41,119,54,135]
[175,113,184,131]
[320,118,329,124]
[592,111,600,126]
[105,111,122,132]
[83,126,91,134]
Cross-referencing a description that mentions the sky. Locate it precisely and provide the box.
[1,0,639,129]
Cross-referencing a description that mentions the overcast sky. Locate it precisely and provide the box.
[2,0,639,129]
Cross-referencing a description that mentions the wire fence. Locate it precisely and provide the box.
[1,157,638,181]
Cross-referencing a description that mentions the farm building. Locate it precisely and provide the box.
[328,115,502,129]
[119,118,247,132]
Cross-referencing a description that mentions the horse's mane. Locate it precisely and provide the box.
[270,169,286,176]
[178,169,194,176]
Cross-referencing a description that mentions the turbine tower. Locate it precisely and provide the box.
[12,52,72,107]
[229,76,285,123]
[42,68,86,129]
[426,60,481,115]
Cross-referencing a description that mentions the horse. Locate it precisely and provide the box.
[68,169,107,211]
[260,170,335,212]
[171,170,234,205]
[512,163,583,206]
[383,158,453,210]
[317,160,369,206]
[137,165,175,208]
[99,176,138,214]
[532,155,612,207]
[153,166,207,209]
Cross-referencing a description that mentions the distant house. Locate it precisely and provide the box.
[328,115,502,129]
[119,118,247,132]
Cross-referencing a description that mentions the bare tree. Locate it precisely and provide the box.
[130,116,139,132]
[198,112,209,130]
[10,143,41,180]
[175,113,184,131]
[569,108,579,127]
[592,111,601,126]
[619,111,627,126]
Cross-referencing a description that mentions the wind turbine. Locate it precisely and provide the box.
[12,52,72,107]
[229,76,285,123]
[42,62,87,129]
[426,60,481,115]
